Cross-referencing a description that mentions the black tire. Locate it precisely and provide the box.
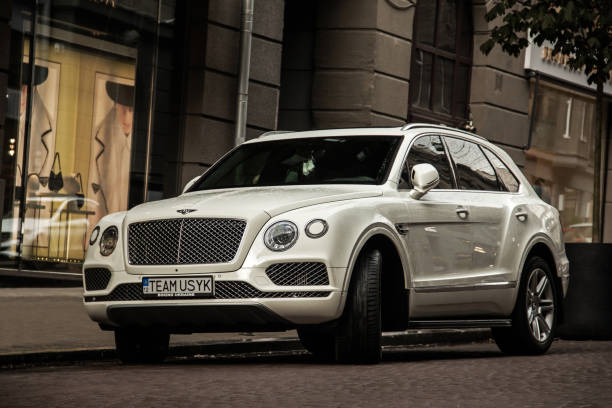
[297,327,335,361]
[493,256,557,355]
[115,328,170,364]
[334,247,382,364]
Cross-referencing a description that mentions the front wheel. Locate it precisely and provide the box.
[334,247,382,364]
[493,256,557,355]
[115,328,170,364]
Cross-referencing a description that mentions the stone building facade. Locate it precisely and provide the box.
[0,0,610,277]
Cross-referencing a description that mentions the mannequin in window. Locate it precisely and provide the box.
[10,64,56,258]
[87,81,134,240]
[15,63,55,190]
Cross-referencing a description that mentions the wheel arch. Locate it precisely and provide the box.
[518,236,564,324]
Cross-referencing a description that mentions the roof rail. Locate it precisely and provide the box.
[259,130,293,138]
[400,123,487,141]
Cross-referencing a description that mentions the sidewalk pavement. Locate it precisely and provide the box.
[0,286,491,366]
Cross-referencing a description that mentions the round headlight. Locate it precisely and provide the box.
[89,226,100,246]
[100,226,118,256]
[305,219,328,238]
[264,221,298,251]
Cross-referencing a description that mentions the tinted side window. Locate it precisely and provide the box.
[445,137,498,191]
[483,148,520,192]
[400,135,454,189]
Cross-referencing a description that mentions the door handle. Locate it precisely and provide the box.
[515,211,528,222]
[456,207,469,219]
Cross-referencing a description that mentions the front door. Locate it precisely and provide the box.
[396,135,475,317]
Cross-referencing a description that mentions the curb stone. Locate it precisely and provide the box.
[0,329,491,368]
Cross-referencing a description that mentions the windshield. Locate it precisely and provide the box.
[189,136,402,191]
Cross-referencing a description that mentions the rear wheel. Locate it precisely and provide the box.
[115,328,169,364]
[334,247,382,364]
[493,256,557,355]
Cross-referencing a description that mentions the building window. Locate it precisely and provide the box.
[409,0,473,125]
[525,81,595,242]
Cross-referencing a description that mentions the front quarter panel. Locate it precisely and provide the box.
[241,196,409,293]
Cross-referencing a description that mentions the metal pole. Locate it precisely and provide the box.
[142,0,162,202]
[17,0,39,259]
[234,0,254,146]
[525,71,539,150]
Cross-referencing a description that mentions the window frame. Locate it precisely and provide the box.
[481,146,521,193]
[441,135,522,194]
[398,133,523,195]
[408,0,473,126]
[398,133,457,191]
[443,136,500,192]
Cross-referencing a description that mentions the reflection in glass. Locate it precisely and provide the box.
[415,0,436,45]
[525,83,595,242]
[411,50,433,109]
[445,137,498,191]
[436,0,456,53]
[482,147,519,192]
[433,57,453,114]
[0,0,165,266]
[402,135,454,189]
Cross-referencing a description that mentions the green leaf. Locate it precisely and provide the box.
[480,39,496,55]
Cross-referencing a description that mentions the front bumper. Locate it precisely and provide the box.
[83,267,346,331]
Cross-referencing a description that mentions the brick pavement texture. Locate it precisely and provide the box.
[0,340,610,407]
[0,287,296,354]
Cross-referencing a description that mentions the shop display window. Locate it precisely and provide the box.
[1,0,178,272]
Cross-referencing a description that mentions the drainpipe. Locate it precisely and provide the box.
[234,0,254,146]
[525,70,540,150]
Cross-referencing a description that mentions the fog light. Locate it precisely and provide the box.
[89,226,100,246]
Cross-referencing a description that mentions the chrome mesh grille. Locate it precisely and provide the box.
[128,218,246,265]
[266,262,329,286]
[84,268,112,291]
[83,282,330,302]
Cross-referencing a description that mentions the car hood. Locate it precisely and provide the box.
[127,184,382,221]
[122,185,382,274]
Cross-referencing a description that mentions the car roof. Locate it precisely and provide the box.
[247,127,406,143]
[249,123,486,144]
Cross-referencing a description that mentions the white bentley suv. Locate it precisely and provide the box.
[83,123,570,364]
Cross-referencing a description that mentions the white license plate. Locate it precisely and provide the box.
[142,276,214,298]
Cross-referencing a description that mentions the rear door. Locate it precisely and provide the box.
[436,136,518,315]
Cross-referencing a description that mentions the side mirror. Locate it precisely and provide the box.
[409,163,439,200]
[182,176,200,194]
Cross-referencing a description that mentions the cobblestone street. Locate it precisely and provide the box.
[2,340,610,407]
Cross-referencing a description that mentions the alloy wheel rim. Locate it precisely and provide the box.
[525,268,555,343]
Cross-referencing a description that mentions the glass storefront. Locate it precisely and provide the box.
[525,81,596,243]
[1,0,180,274]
